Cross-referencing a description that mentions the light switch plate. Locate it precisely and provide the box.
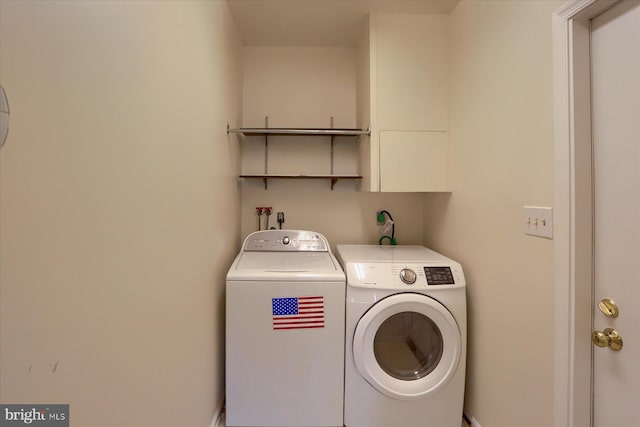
[524,206,553,239]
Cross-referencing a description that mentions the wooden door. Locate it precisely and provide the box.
[591,1,640,425]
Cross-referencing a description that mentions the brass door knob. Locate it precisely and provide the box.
[592,328,623,351]
[592,330,609,347]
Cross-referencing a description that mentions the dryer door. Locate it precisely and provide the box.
[352,293,461,400]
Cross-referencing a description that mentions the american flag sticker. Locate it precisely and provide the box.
[272,296,325,330]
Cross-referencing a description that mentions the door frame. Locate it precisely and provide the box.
[552,1,620,426]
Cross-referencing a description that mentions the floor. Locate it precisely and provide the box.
[218,415,472,427]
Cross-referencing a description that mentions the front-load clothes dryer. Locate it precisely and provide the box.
[336,245,466,427]
[226,230,345,427]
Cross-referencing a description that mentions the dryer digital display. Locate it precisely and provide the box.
[424,267,455,285]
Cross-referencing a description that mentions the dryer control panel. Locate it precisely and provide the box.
[243,230,329,252]
[423,266,455,285]
[345,262,465,289]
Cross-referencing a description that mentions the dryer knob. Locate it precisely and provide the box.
[400,268,417,285]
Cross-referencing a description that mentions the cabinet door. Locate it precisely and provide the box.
[375,14,448,132]
[379,131,449,192]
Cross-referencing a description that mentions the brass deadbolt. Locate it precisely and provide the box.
[598,298,619,318]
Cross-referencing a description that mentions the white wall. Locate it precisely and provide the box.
[423,1,563,426]
[240,47,424,247]
[0,2,242,426]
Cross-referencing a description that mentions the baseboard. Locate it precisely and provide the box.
[463,413,482,427]
[209,396,225,427]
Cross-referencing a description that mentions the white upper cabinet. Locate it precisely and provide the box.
[359,13,450,192]
[376,14,449,131]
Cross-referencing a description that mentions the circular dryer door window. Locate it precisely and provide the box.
[374,311,444,380]
[353,293,461,400]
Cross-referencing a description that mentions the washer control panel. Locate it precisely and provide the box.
[243,230,329,252]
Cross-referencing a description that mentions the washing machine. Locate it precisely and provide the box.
[226,230,345,427]
[336,245,466,427]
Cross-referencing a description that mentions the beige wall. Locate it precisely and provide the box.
[0,2,567,426]
[423,1,563,426]
[0,1,242,426]
[240,47,425,247]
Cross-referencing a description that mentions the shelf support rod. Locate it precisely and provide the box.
[330,116,335,177]
[264,116,269,176]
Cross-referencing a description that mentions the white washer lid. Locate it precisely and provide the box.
[228,251,345,282]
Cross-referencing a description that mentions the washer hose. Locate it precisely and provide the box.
[377,210,397,245]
